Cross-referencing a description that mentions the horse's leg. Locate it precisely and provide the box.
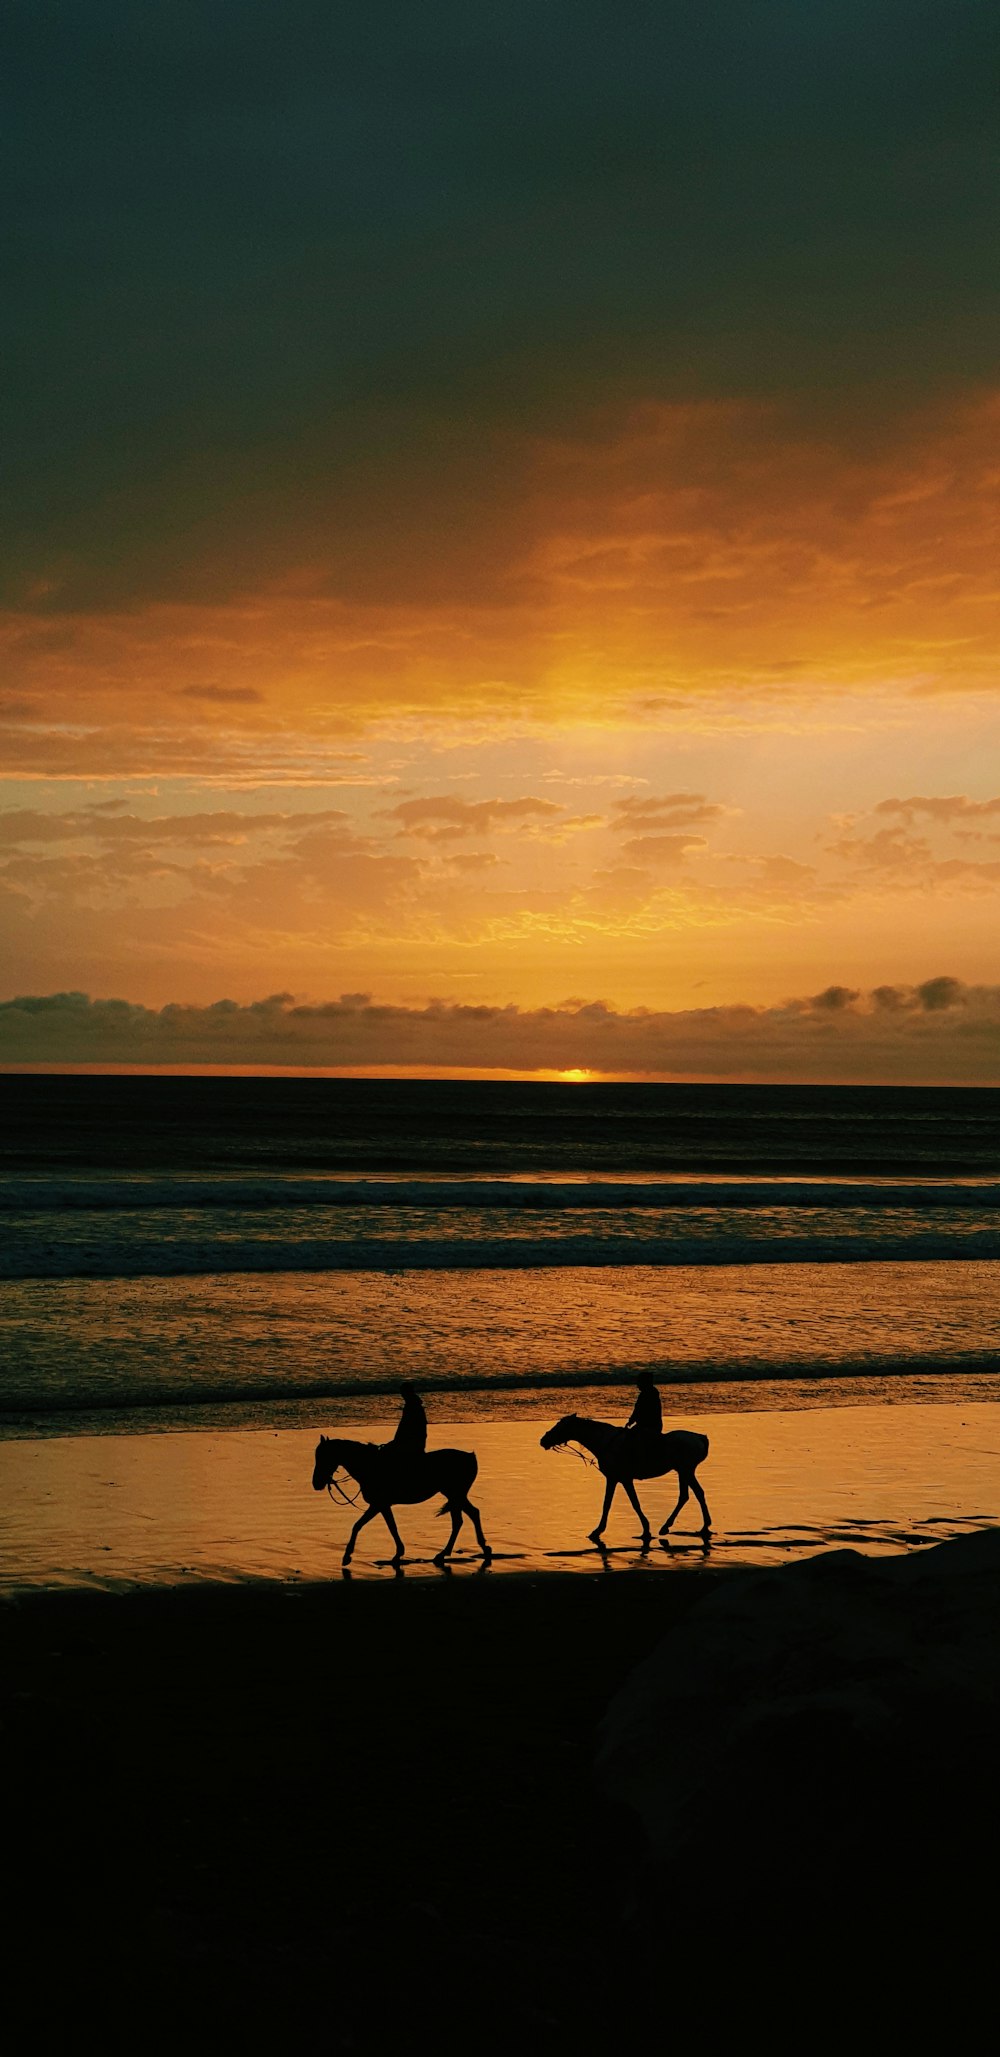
[691,1473,712,1533]
[434,1502,463,1565]
[623,1478,651,1544]
[659,1474,689,1535]
[343,1503,377,1566]
[381,1504,406,1563]
[589,1474,616,1544]
[463,1498,492,1561]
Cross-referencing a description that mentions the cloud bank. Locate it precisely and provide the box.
[6,3,996,625]
[2,981,999,1084]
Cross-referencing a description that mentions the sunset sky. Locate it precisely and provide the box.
[3,4,999,1078]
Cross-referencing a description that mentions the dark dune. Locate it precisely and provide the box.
[4,1543,997,2048]
[599,1527,1000,2039]
[3,1574,694,2047]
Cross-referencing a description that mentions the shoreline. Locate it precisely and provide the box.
[3,1361,999,1441]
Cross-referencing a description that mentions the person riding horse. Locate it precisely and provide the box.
[626,1373,662,1443]
[390,1384,427,1470]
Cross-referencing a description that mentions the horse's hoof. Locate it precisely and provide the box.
[482,1548,493,1562]
[588,1529,604,1544]
[658,1522,673,1536]
[432,1549,450,1566]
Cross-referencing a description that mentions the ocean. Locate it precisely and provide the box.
[2,1076,999,1437]
[2,1077,998,1585]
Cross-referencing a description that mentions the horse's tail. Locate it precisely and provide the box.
[435,1449,478,1510]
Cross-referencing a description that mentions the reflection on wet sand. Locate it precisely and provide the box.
[0,1401,996,1589]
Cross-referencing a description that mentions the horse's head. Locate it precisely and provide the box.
[312,1434,342,1491]
[540,1415,578,1451]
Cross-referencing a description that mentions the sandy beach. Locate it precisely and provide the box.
[5,1400,999,2048]
[5,1534,998,2052]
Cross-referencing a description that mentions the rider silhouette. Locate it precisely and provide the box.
[392,1383,428,1462]
[626,1373,662,1438]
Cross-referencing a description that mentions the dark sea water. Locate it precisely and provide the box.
[2,1077,999,1437]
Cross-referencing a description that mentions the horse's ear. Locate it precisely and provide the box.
[320,1434,328,1444]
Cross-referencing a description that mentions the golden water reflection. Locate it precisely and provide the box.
[7,1262,1000,1434]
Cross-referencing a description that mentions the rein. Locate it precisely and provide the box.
[326,1475,362,1507]
[555,1441,599,1471]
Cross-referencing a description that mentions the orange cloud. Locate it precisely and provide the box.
[385,794,563,840]
[524,389,1000,701]
[2,388,998,782]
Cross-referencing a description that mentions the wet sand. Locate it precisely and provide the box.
[2,1401,998,1589]
[5,1541,998,2050]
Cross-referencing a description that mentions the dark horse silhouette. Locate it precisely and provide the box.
[312,1435,492,1567]
[540,1413,711,1544]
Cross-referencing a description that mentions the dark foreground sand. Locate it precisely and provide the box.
[5,1552,998,2053]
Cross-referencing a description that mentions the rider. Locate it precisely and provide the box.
[392,1383,428,1462]
[625,1373,662,1439]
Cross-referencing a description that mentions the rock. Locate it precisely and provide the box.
[596,1529,1000,2017]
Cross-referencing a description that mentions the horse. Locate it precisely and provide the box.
[540,1413,711,1544]
[312,1434,492,1568]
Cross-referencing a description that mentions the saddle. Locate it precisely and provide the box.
[379,1441,428,1489]
[618,1426,664,1475]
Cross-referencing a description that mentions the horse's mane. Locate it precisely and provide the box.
[319,1436,385,1464]
[551,1413,622,1449]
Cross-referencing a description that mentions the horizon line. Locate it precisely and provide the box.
[0,1063,995,1089]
